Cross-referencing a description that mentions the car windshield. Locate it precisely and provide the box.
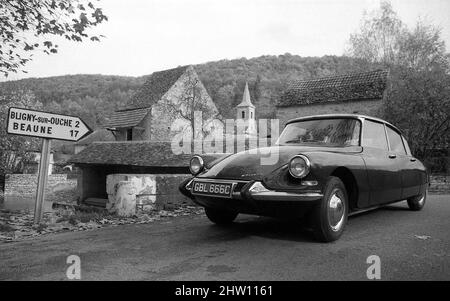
[277,118,360,147]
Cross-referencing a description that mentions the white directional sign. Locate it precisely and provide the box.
[7,107,92,142]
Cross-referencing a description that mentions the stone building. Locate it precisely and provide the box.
[276,70,389,127]
[69,65,218,212]
[235,82,257,136]
[104,65,218,142]
[69,141,193,210]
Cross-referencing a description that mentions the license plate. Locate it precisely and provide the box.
[191,181,234,198]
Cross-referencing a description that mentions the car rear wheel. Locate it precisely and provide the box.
[205,207,238,225]
[310,176,348,242]
[407,189,427,211]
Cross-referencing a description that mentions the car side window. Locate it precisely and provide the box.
[386,126,407,155]
[362,120,388,150]
[402,136,412,156]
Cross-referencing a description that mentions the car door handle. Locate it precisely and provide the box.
[388,154,397,159]
[410,158,417,162]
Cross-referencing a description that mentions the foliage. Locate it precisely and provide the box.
[0,54,373,126]
[195,54,374,119]
[385,67,450,161]
[347,1,404,66]
[347,0,450,166]
[347,1,448,72]
[0,89,43,177]
[0,0,108,77]
[0,74,143,130]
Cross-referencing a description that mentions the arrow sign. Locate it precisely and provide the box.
[6,107,93,224]
[7,107,92,142]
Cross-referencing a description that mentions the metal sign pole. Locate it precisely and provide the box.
[34,138,51,224]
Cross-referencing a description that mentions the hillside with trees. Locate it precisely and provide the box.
[0,54,374,128]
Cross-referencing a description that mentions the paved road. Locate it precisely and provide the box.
[1,195,449,281]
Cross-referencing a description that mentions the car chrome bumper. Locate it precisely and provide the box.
[179,178,323,203]
[247,182,323,202]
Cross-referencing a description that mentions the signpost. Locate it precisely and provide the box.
[6,107,92,224]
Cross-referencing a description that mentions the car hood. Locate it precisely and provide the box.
[197,145,362,181]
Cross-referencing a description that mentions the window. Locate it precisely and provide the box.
[126,128,133,141]
[241,111,245,119]
[251,111,253,119]
[278,118,360,147]
[386,126,407,155]
[350,121,361,146]
[362,120,388,150]
[403,138,412,156]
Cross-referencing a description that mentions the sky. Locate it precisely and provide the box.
[3,0,450,81]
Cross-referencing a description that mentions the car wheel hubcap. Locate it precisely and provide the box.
[328,190,345,232]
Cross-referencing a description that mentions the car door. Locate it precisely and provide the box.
[400,134,424,198]
[361,119,403,205]
[384,125,418,198]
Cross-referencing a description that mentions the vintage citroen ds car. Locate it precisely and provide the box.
[179,114,428,242]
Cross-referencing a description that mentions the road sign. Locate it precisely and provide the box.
[6,107,93,224]
[7,107,92,142]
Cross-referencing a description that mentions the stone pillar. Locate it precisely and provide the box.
[106,181,137,216]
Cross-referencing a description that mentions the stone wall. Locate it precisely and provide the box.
[429,175,450,194]
[106,174,193,210]
[276,99,383,127]
[4,174,75,197]
[149,66,218,141]
[3,174,77,211]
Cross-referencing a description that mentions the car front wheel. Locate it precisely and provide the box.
[204,207,238,225]
[407,189,427,211]
[310,177,348,242]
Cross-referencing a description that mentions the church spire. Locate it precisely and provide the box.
[237,82,255,108]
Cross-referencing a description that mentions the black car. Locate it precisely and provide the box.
[179,114,428,242]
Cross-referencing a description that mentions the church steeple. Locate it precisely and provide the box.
[236,82,257,136]
[237,82,255,109]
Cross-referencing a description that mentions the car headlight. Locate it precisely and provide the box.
[288,155,310,178]
[189,155,204,175]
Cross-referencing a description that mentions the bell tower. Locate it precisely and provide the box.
[236,82,256,136]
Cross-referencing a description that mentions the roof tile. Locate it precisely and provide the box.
[69,141,191,167]
[127,65,189,110]
[103,107,150,128]
[278,70,389,107]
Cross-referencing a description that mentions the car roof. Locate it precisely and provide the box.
[285,114,403,134]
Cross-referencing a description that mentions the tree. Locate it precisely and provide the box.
[346,1,448,72]
[347,0,450,171]
[397,21,449,72]
[0,90,43,183]
[215,84,235,119]
[384,67,450,161]
[0,0,108,77]
[346,1,405,66]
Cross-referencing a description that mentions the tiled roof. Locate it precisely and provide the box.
[69,141,191,167]
[277,70,389,107]
[127,65,189,110]
[103,107,150,129]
